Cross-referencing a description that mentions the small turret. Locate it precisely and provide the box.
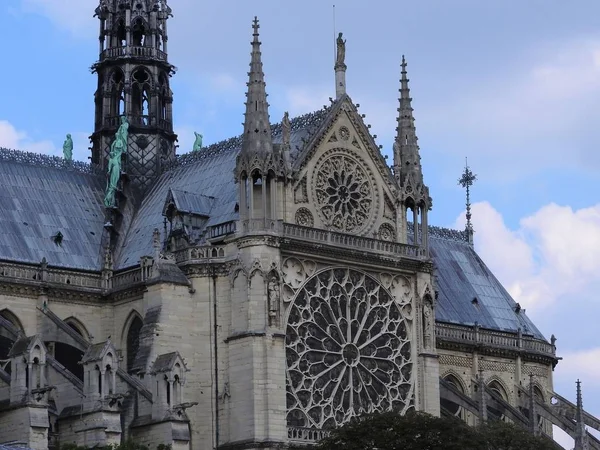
[394,56,432,249]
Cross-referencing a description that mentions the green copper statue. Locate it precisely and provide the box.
[104,116,129,208]
[193,132,203,152]
[63,134,73,161]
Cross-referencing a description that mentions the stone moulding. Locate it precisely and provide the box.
[436,322,558,365]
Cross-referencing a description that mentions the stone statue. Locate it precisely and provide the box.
[267,278,280,318]
[193,132,203,152]
[282,112,290,147]
[63,134,73,161]
[423,301,433,349]
[336,32,346,66]
[104,116,129,208]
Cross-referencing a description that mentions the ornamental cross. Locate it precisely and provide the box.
[458,158,477,231]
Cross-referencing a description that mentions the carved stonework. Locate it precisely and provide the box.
[328,133,338,143]
[313,151,375,233]
[295,208,314,227]
[378,223,396,242]
[351,137,361,149]
[338,126,350,141]
[294,176,309,204]
[285,268,413,429]
[383,194,395,221]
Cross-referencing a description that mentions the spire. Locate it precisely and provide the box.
[394,55,423,187]
[241,17,272,156]
[575,380,589,450]
[458,158,477,247]
[334,32,347,99]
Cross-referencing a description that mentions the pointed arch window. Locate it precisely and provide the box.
[126,315,143,372]
[131,68,152,125]
[109,69,125,118]
[131,18,147,47]
[0,309,24,361]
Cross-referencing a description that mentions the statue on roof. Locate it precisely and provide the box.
[104,116,129,208]
[282,112,290,147]
[193,132,203,152]
[336,32,346,66]
[63,134,73,161]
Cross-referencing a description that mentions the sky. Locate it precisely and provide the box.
[1,1,599,447]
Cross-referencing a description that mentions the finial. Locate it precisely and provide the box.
[458,157,477,244]
[252,16,260,39]
[577,379,583,408]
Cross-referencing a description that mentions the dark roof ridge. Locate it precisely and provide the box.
[407,221,469,243]
[165,107,331,171]
[0,147,103,176]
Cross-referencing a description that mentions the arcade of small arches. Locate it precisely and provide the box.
[0,308,144,378]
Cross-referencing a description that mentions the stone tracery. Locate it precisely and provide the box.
[314,153,374,233]
[285,268,413,430]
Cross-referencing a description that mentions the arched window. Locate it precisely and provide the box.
[0,309,24,360]
[441,374,465,419]
[125,314,143,372]
[487,380,509,421]
[131,68,152,124]
[64,317,90,341]
[108,69,125,117]
[131,18,147,46]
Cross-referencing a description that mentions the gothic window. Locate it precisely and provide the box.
[115,18,126,47]
[126,314,143,372]
[487,380,508,421]
[0,309,23,360]
[131,18,147,47]
[441,374,465,418]
[286,269,412,430]
[109,69,125,117]
[131,68,152,123]
[65,317,90,341]
[158,73,170,121]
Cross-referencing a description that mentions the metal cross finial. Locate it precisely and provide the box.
[458,157,477,231]
[401,54,407,70]
[253,16,260,33]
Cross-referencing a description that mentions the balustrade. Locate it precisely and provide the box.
[100,46,167,61]
[287,426,330,443]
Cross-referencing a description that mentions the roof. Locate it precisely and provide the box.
[429,233,546,340]
[167,189,215,216]
[81,340,115,363]
[7,336,36,357]
[0,149,105,270]
[152,351,181,373]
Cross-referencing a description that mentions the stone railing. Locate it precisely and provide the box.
[287,426,330,443]
[173,245,227,263]
[436,322,556,357]
[0,260,102,290]
[100,46,167,61]
[283,223,426,259]
[239,218,281,234]
[208,221,236,239]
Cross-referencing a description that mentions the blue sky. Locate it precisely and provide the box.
[1,1,600,447]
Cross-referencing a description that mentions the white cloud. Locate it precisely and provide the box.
[285,87,330,117]
[21,0,96,37]
[455,201,600,311]
[0,120,56,155]
[556,348,600,388]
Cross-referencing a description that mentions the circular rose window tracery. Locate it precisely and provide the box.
[286,268,412,430]
[314,154,374,233]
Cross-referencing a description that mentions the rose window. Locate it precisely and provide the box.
[314,154,373,233]
[286,268,412,430]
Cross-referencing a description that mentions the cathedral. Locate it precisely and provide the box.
[0,1,597,450]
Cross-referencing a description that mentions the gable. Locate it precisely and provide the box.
[289,96,400,240]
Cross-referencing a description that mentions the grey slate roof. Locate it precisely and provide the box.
[168,189,215,216]
[0,149,105,270]
[152,351,180,373]
[430,234,546,340]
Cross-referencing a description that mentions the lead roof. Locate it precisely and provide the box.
[0,108,546,341]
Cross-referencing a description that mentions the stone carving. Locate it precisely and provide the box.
[267,277,280,321]
[328,132,338,143]
[193,132,203,152]
[282,112,290,147]
[314,153,373,233]
[294,176,308,203]
[351,136,361,149]
[104,116,129,208]
[335,32,346,67]
[378,223,396,242]
[339,126,350,141]
[439,354,473,368]
[422,300,433,350]
[62,134,73,161]
[295,207,314,227]
[286,268,413,429]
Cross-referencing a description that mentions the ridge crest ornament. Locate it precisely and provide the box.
[285,268,413,430]
[313,152,374,233]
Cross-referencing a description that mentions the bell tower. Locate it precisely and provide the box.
[91,0,177,193]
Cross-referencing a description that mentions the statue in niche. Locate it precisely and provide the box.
[282,112,291,147]
[104,116,129,208]
[63,134,73,161]
[267,277,280,319]
[193,132,203,152]
[336,32,346,66]
[422,299,433,350]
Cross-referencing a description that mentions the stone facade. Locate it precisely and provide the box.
[0,2,575,450]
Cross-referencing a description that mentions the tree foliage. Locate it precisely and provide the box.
[292,411,560,450]
[61,440,172,450]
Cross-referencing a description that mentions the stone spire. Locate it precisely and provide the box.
[575,380,589,450]
[335,32,347,99]
[394,56,431,249]
[241,17,272,157]
[394,55,423,187]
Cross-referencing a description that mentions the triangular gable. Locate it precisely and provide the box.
[81,339,117,364]
[8,335,46,359]
[293,94,398,195]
